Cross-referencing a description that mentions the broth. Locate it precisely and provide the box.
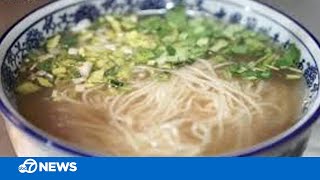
[17,74,303,156]
[15,6,305,156]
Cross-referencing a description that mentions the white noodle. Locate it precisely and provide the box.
[54,60,284,156]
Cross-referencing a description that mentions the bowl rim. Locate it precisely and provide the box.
[0,0,319,157]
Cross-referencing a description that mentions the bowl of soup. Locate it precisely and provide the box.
[0,0,319,156]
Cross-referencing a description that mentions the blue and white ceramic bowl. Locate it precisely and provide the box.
[0,0,319,156]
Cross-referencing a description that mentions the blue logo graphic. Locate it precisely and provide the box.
[18,159,38,174]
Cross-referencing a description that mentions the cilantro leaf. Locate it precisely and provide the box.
[166,45,176,56]
[37,60,53,72]
[276,44,301,68]
[166,5,187,31]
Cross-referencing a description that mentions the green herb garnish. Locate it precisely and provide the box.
[17,6,302,95]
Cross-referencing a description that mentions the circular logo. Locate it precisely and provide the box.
[18,159,37,174]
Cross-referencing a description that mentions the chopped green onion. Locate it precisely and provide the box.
[16,82,41,94]
[286,74,301,80]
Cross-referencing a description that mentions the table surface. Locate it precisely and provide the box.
[0,0,319,156]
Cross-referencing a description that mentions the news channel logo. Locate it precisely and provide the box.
[18,159,77,173]
[18,159,37,174]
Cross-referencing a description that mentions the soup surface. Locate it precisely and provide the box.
[16,6,304,156]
